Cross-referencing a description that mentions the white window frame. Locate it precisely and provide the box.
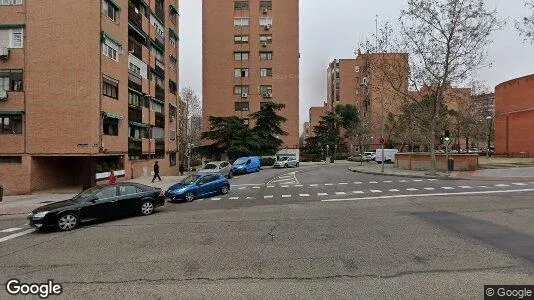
[234,35,249,44]
[129,62,141,76]
[234,68,249,78]
[0,0,23,5]
[5,29,24,48]
[259,18,273,26]
[260,68,272,77]
[102,40,119,61]
[234,52,249,61]
[234,17,250,27]
[260,52,273,60]
[102,0,118,22]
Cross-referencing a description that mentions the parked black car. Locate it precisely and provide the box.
[28,183,165,231]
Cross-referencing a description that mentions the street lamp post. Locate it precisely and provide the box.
[486,116,493,158]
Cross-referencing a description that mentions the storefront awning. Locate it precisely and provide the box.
[103,112,124,120]
[129,121,149,128]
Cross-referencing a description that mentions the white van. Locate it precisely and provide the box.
[374,149,399,164]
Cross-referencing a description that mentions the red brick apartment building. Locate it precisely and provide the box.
[0,0,181,195]
[327,52,409,149]
[495,74,534,157]
[308,105,327,138]
[202,0,300,150]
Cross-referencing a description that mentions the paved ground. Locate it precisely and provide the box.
[0,164,533,299]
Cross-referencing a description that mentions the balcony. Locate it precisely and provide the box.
[155,139,165,157]
[155,112,165,128]
[154,58,165,77]
[128,106,142,123]
[155,86,165,101]
[154,34,165,49]
[128,138,142,156]
[128,72,143,92]
[155,0,164,23]
[128,37,143,60]
[128,2,143,28]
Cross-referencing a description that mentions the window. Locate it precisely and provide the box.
[234,17,250,27]
[151,101,163,113]
[152,126,164,139]
[0,156,22,163]
[128,92,147,108]
[129,63,141,76]
[169,80,177,95]
[119,185,141,196]
[259,18,273,26]
[169,5,178,24]
[260,68,272,77]
[102,41,119,61]
[234,52,249,61]
[169,55,177,71]
[0,0,23,5]
[0,114,23,134]
[95,187,117,200]
[102,75,119,99]
[103,117,119,136]
[260,1,272,10]
[233,85,249,95]
[102,0,118,22]
[260,52,273,60]
[128,125,148,139]
[169,130,176,140]
[0,28,24,48]
[234,35,249,44]
[0,70,23,91]
[169,152,176,166]
[259,35,272,44]
[259,85,272,94]
[234,68,249,78]
[235,101,249,111]
[234,1,249,10]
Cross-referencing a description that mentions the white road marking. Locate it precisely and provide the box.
[246,197,255,200]
[354,182,362,184]
[317,193,328,196]
[459,186,473,189]
[406,188,418,191]
[477,186,488,188]
[383,181,393,183]
[0,228,22,233]
[413,180,423,182]
[310,184,318,187]
[271,178,296,183]
[232,184,263,187]
[295,184,303,187]
[229,197,239,200]
[264,195,273,199]
[335,192,346,195]
[278,175,292,179]
[424,188,435,190]
[495,184,510,187]
[281,185,289,188]
[252,186,261,189]
[0,229,36,243]
[267,186,275,188]
[282,195,291,198]
[353,191,364,194]
[369,181,378,184]
[389,189,400,192]
[370,190,382,193]
[399,180,408,183]
[512,183,528,186]
[321,189,534,202]
[428,179,438,181]
[211,198,221,201]
[325,183,334,186]
[442,187,455,190]
[339,183,348,185]
[299,194,310,197]
[238,187,247,190]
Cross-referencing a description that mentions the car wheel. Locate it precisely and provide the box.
[284,163,288,168]
[377,161,382,164]
[185,192,195,202]
[296,162,299,167]
[57,213,79,231]
[221,185,229,194]
[140,201,154,215]
[228,171,233,179]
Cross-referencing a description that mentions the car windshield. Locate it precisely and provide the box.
[72,186,100,201]
[278,157,289,161]
[234,158,248,165]
[204,163,218,169]
[180,175,201,185]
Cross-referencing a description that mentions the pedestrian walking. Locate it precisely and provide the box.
[179,163,184,176]
[151,161,162,182]
[108,170,117,184]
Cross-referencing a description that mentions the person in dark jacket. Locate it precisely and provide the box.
[179,164,184,176]
[151,161,162,182]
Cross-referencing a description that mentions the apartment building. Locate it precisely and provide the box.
[326,59,358,111]
[0,0,180,195]
[202,0,300,152]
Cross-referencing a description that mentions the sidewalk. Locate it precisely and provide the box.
[0,175,186,216]
[347,161,534,181]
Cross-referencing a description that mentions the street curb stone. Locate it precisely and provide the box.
[348,167,455,180]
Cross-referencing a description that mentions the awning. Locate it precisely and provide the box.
[151,97,164,105]
[103,112,124,120]
[0,110,23,115]
[0,23,25,29]
[129,121,149,128]
[101,31,123,48]
[107,0,121,10]
[169,4,179,15]
[128,87,143,95]
[169,28,178,41]
[151,39,164,53]
[128,21,148,42]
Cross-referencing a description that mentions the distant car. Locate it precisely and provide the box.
[364,152,376,161]
[274,157,299,168]
[28,183,165,231]
[348,154,371,162]
[166,174,230,202]
[232,156,261,175]
[199,161,233,178]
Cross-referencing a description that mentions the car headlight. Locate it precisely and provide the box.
[33,211,49,219]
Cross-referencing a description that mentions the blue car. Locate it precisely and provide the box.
[231,156,261,175]
[166,174,230,202]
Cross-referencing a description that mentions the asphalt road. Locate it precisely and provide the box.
[1,164,533,299]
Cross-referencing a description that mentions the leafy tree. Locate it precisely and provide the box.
[517,0,534,44]
[250,102,287,156]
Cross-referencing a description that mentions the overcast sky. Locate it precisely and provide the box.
[179,0,534,133]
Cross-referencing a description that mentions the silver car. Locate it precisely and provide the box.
[273,157,299,168]
[199,161,233,178]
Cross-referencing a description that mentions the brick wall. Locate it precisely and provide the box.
[0,155,31,195]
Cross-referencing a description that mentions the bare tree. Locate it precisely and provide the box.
[361,0,503,174]
[179,87,202,167]
[517,0,534,43]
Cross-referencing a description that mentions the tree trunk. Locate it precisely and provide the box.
[429,120,437,175]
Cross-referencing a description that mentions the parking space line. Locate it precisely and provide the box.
[325,183,334,186]
[442,187,455,190]
[264,195,274,199]
[310,184,318,187]
[0,228,23,233]
[428,179,438,181]
[413,180,423,182]
[406,188,418,191]
[267,185,275,188]
[335,192,346,195]
[399,180,408,183]
[317,193,328,196]
[0,229,36,243]
[389,189,400,192]
[299,194,310,197]
[424,188,435,190]
[339,183,348,185]
[353,191,364,194]
[211,198,220,201]
[295,184,303,187]
[383,181,392,183]
[229,197,239,200]
[354,182,362,184]
[246,197,255,200]
[369,181,378,184]
[281,185,290,188]
[459,186,473,189]
[252,186,261,189]
[495,184,510,187]
[282,195,291,198]
[370,190,382,193]
[512,183,527,186]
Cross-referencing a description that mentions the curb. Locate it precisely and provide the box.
[348,167,454,180]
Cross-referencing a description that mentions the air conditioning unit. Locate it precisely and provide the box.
[264,24,271,30]
[0,89,7,100]
[261,8,268,14]
[0,46,9,59]
[361,76,370,86]
[241,93,248,98]
[261,42,267,47]
[262,93,272,98]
